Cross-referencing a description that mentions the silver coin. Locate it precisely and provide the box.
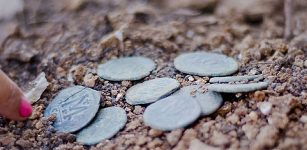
[143,88,201,131]
[208,82,269,93]
[44,86,101,133]
[126,78,180,105]
[97,56,156,81]
[179,85,223,116]
[76,107,127,145]
[174,52,239,76]
[209,75,263,83]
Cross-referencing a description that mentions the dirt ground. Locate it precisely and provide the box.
[0,0,306,149]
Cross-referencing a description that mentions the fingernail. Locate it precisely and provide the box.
[19,98,32,118]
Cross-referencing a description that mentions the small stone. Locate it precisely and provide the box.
[44,86,101,133]
[251,125,278,150]
[148,129,163,137]
[242,124,258,140]
[304,60,307,67]
[210,131,229,146]
[248,111,258,122]
[100,30,124,51]
[254,91,266,101]
[227,114,239,124]
[126,78,180,105]
[62,0,85,11]
[25,72,49,104]
[166,129,183,146]
[83,74,98,87]
[208,82,269,93]
[259,102,272,115]
[69,65,86,83]
[133,106,143,115]
[174,52,238,76]
[143,88,201,131]
[179,85,223,116]
[188,76,194,81]
[209,75,263,83]
[76,107,127,145]
[299,115,307,123]
[97,56,156,81]
[15,139,32,148]
[189,139,221,150]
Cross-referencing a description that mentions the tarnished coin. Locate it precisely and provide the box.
[97,56,156,81]
[174,52,238,76]
[180,85,223,116]
[143,89,201,131]
[208,82,269,93]
[209,75,263,83]
[126,78,180,105]
[44,86,101,133]
[76,107,127,145]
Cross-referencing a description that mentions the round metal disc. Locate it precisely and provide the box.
[76,107,127,145]
[44,86,101,133]
[126,78,180,105]
[174,52,238,76]
[97,56,156,81]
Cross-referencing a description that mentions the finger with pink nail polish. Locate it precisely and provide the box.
[0,70,32,120]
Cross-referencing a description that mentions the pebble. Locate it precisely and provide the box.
[179,85,223,116]
[143,88,201,131]
[189,139,221,150]
[25,72,49,104]
[209,75,263,83]
[259,102,272,115]
[126,78,180,105]
[174,52,238,76]
[76,107,127,145]
[208,82,269,93]
[44,86,101,133]
[97,56,156,81]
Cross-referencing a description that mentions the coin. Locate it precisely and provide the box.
[126,78,180,105]
[208,82,269,93]
[76,107,127,145]
[209,75,263,83]
[97,56,156,81]
[143,89,201,131]
[44,86,101,133]
[174,52,238,76]
[179,85,223,116]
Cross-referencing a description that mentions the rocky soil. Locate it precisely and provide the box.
[0,0,306,149]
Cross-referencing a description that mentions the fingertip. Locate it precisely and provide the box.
[18,97,32,118]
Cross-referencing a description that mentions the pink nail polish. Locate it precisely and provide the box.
[19,98,32,117]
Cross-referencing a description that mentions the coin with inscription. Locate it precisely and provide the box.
[126,78,180,105]
[44,86,101,133]
[143,88,201,131]
[97,56,156,81]
[179,85,223,116]
[174,52,238,76]
[76,107,127,145]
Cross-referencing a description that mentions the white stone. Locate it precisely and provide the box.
[259,102,272,115]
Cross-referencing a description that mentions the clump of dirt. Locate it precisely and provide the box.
[0,0,306,149]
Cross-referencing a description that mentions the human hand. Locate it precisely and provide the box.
[0,70,32,120]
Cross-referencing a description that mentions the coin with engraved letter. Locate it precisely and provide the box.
[44,86,101,133]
